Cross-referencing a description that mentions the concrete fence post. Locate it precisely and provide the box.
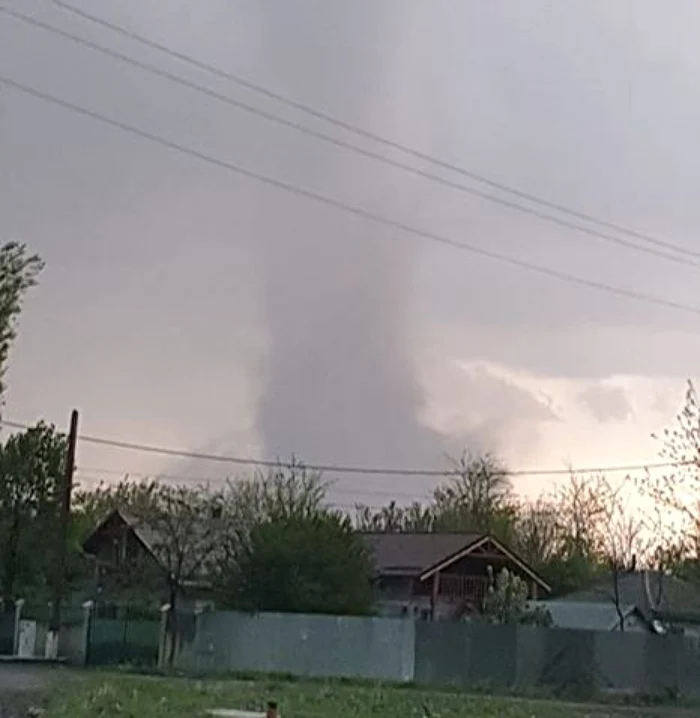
[44,601,58,659]
[158,603,171,670]
[80,601,94,667]
[13,599,24,655]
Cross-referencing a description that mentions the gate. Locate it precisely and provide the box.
[87,607,160,667]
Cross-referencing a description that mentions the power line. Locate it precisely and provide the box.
[2,73,699,318]
[0,418,691,478]
[47,0,700,262]
[73,466,432,501]
[4,7,698,270]
[72,470,386,511]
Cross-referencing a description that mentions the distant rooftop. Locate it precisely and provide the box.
[361,532,485,575]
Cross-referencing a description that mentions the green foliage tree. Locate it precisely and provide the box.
[482,567,552,626]
[223,511,374,616]
[0,241,43,401]
[0,422,65,602]
[355,500,434,532]
[355,451,519,541]
[529,474,612,596]
[433,452,513,530]
[217,463,327,578]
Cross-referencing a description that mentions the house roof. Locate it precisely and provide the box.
[362,531,550,591]
[363,532,484,575]
[536,600,645,632]
[82,507,163,560]
[561,571,700,622]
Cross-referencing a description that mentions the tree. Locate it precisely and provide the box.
[481,567,551,626]
[534,473,610,596]
[354,500,435,533]
[126,484,223,664]
[224,462,326,526]
[432,452,516,538]
[216,462,327,578]
[643,381,700,559]
[0,423,65,602]
[597,479,647,631]
[354,452,518,540]
[222,511,374,616]
[514,497,560,567]
[0,242,43,401]
[76,481,224,662]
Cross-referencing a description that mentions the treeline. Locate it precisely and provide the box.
[0,431,376,616]
[2,396,700,620]
[356,453,638,596]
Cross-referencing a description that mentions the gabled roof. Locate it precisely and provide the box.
[362,531,551,592]
[363,532,484,575]
[562,571,700,622]
[82,507,162,561]
[81,506,217,587]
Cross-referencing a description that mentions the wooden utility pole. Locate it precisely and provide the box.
[47,409,79,658]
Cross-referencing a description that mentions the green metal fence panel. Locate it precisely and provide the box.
[0,614,14,654]
[87,617,159,667]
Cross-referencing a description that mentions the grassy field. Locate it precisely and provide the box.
[39,673,696,718]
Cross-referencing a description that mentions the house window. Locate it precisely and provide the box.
[111,531,128,566]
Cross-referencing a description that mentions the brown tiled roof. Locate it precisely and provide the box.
[362,532,485,576]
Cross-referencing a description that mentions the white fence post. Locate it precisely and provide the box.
[13,599,24,655]
[80,600,94,667]
[158,603,171,669]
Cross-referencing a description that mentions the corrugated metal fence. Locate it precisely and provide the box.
[176,610,700,698]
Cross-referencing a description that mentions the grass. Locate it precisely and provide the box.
[39,672,696,718]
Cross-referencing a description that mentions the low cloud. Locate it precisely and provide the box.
[578,384,633,423]
[419,358,561,465]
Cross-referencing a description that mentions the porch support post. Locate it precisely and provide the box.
[430,571,440,620]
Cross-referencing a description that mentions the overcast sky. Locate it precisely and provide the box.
[2,0,700,504]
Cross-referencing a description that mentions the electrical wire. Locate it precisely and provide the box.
[3,6,698,269]
[73,470,385,510]
[47,0,700,262]
[0,418,691,478]
[73,466,433,501]
[1,72,699,317]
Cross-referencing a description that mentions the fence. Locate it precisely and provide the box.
[16,601,86,664]
[87,615,160,667]
[179,611,415,682]
[0,612,14,654]
[176,610,700,698]
[0,600,161,667]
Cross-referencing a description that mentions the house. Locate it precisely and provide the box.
[559,571,700,637]
[363,531,551,620]
[534,600,650,633]
[81,507,213,612]
[82,508,161,578]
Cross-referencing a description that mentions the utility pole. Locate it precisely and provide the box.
[47,409,79,659]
